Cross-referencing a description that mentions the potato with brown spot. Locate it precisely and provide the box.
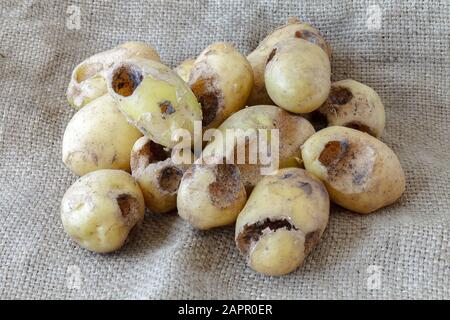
[246,18,331,106]
[60,169,145,253]
[188,43,253,129]
[177,163,247,230]
[173,59,195,83]
[301,126,405,214]
[130,136,191,213]
[67,41,160,110]
[312,79,385,137]
[235,168,329,276]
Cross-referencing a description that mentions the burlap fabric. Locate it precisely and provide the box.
[0,0,448,299]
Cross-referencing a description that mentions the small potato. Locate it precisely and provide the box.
[188,43,253,129]
[247,18,331,106]
[174,59,195,83]
[61,169,145,253]
[177,163,247,230]
[311,79,385,137]
[67,41,160,110]
[265,38,331,113]
[106,57,202,148]
[62,95,142,176]
[235,168,329,276]
[131,136,191,213]
[201,105,315,192]
[301,126,405,214]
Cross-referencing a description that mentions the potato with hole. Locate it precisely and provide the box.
[301,126,405,214]
[61,169,145,253]
[235,168,329,276]
[174,59,195,83]
[247,17,331,106]
[188,42,253,129]
[62,94,142,176]
[130,136,192,213]
[264,38,331,113]
[311,79,385,137]
[106,57,202,148]
[67,41,160,110]
[177,163,247,230]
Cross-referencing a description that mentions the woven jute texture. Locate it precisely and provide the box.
[0,0,449,299]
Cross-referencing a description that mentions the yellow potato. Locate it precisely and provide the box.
[173,59,195,83]
[301,126,405,214]
[188,43,253,129]
[67,41,160,110]
[265,38,331,113]
[62,95,142,176]
[61,169,145,253]
[235,168,329,276]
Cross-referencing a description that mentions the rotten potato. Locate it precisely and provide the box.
[301,126,405,214]
[67,41,160,110]
[188,43,253,129]
[177,163,247,230]
[174,58,195,83]
[265,38,331,113]
[60,169,145,253]
[106,57,202,148]
[235,168,329,276]
[247,18,331,106]
[130,136,192,213]
[311,79,385,137]
[62,94,142,176]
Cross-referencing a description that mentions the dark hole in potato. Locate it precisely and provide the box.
[190,77,220,127]
[111,65,143,97]
[148,140,171,162]
[310,110,328,131]
[208,164,242,209]
[344,121,376,136]
[116,194,137,218]
[318,140,349,167]
[158,166,183,193]
[266,48,277,64]
[329,86,353,105]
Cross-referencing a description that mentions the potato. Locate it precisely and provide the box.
[311,79,385,137]
[201,105,315,192]
[177,163,247,230]
[61,169,145,253]
[62,94,142,176]
[265,38,331,113]
[174,59,195,83]
[235,168,329,276]
[247,18,331,106]
[105,57,202,148]
[130,136,191,213]
[301,126,405,214]
[188,43,253,129]
[67,41,160,110]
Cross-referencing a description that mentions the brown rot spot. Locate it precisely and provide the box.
[304,229,321,255]
[111,64,143,97]
[159,100,176,115]
[236,218,298,253]
[116,194,138,218]
[295,30,320,46]
[208,164,242,209]
[344,122,376,136]
[267,48,277,65]
[310,110,328,131]
[158,166,183,193]
[318,140,349,167]
[190,77,221,127]
[297,182,312,195]
[329,86,353,105]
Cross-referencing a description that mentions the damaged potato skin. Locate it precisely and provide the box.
[265,38,331,113]
[174,59,195,83]
[313,79,385,137]
[62,95,142,176]
[130,136,190,213]
[60,169,145,253]
[177,163,247,230]
[201,105,315,192]
[106,57,202,148]
[301,126,405,214]
[188,43,254,129]
[246,18,331,106]
[67,41,160,110]
[235,168,329,276]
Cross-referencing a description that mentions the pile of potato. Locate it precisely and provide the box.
[61,18,405,276]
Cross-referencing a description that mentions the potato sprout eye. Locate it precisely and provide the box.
[111,65,143,97]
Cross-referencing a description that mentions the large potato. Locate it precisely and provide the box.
[301,126,405,214]
[188,43,253,129]
[105,57,202,148]
[265,38,331,113]
[62,94,142,176]
[67,41,160,110]
[247,18,331,106]
[235,168,329,276]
